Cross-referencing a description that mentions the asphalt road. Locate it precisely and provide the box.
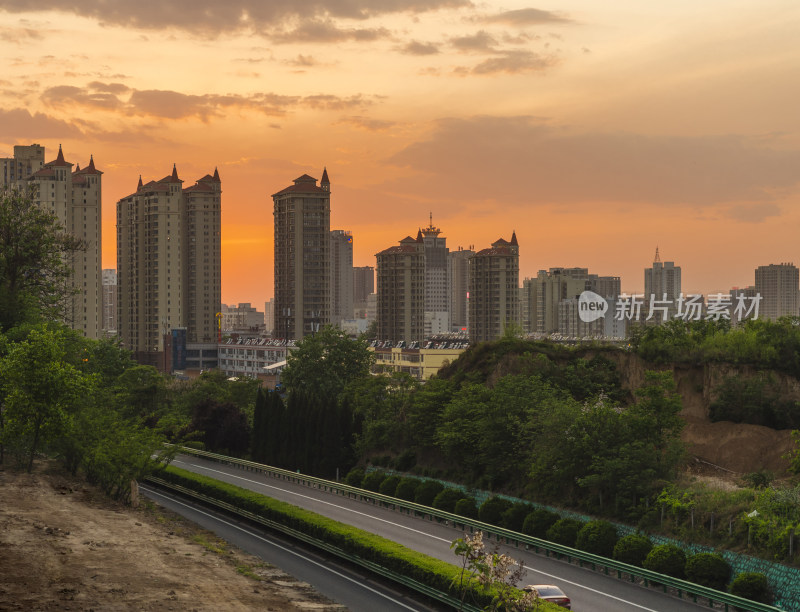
[168,454,712,612]
[140,483,441,611]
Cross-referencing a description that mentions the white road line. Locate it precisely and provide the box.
[140,485,421,612]
[173,458,678,612]
[173,460,444,541]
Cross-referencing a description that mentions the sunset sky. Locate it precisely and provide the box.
[2,0,799,306]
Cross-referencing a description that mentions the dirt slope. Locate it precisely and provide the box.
[0,461,345,611]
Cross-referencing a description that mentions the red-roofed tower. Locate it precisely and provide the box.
[1,143,103,338]
[117,165,221,371]
[469,233,520,343]
[376,235,425,344]
[272,170,331,340]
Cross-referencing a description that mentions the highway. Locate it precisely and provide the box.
[140,483,441,611]
[166,454,712,611]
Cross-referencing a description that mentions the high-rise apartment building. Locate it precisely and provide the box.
[221,303,265,331]
[593,276,621,300]
[421,216,449,336]
[527,268,620,336]
[730,286,757,324]
[353,266,374,318]
[2,144,102,338]
[117,165,221,367]
[469,233,519,343]
[376,235,425,343]
[448,247,474,332]
[755,263,799,320]
[533,268,592,334]
[273,170,331,340]
[102,269,117,335]
[264,298,275,334]
[330,229,354,326]
[644,248,681,322]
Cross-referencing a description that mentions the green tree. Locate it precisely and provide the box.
[173,370,260,427]
[627,370,685,476]
[281,325,374,401]
[0,326,94,471]
[405,377,454,449]
[345,372,418,454]
[113,365,170,423]
[68,400,173,501]
[0,186,86,330]
[251,387,267,461]
[188,399,250,456]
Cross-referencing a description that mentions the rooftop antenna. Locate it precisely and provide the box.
[654,246,661,264]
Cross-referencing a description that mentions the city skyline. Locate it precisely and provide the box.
[1,1,799,306]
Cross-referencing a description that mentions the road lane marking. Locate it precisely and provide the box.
[173,459,445,541]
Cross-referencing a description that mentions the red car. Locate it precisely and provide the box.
[523,584,571,609]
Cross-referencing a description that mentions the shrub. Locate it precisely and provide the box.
[685,553,731,591]
[454,498,479,519]
[432,488,463,513]
[740,471,774,490]
[522,509,559,538]
[729,572,771,604]
[576,520,618,557]
[612,533,653,567]
[394,449,417,472]
[379,475,401,497]
[546,518,583,547]
[394,477,420,502]
[501,502,532,533]
[344,467,365,488]
[181,440,205,450]
[478,496,513,526]
[156,466,499,608]
[643,544,687,579]
[414,480,444,507]
[361,470,386,492]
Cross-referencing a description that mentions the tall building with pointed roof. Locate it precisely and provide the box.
[420,214,450,337]
[273,170,331,340]
[469,232,519,343]
[117,166,221,368]
[376,234,426,344]
[2,144,103,338]
[644,247,681,322]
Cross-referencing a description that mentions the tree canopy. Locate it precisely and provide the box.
[0,186,86,330]
[281,325,374,400]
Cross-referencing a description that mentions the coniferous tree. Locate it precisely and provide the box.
[251,387,266,462]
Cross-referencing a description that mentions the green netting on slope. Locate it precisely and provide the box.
[369,468,800,610]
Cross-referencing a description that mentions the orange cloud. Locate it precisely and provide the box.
[387,116,800,209]
[480,8,573,26]
[0,108,82,138]
[0,0,471,33]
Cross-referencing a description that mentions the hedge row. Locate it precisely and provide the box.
[155,466,560,609]
[348,470,775,606]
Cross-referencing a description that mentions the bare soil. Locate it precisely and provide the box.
[0,460,346,611]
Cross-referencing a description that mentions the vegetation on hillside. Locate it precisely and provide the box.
[632,317,800,378]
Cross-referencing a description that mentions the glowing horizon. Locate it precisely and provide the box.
[2,1,799,306]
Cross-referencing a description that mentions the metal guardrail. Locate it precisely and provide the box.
[144,476,483,612]
[168,446,784,612]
